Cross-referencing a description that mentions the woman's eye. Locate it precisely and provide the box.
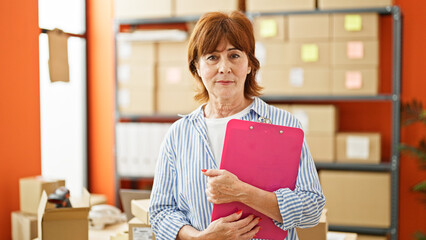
[207,55,217,60]
[231,53,240,59]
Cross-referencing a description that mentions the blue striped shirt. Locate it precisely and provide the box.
[149,97,326,240]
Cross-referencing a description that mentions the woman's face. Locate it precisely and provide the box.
[196,40,251,102]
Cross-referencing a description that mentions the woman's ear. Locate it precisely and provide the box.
[247,66,252,75]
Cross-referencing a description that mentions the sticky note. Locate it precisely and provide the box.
[289,68,304,87]
[255,42,267,66]
[345,14,362,32]
[347,41,364,59]
[118,42,132,59]
[301,44,319,62]
[293,110,309,132]
[260,19,278,38]
[345,71,363,89]
[166,67,182,84]
[118,89,130,107]
[346,136,370,159]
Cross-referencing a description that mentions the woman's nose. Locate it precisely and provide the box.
[218,59,231,74]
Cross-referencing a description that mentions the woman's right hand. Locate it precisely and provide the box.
[198,210,261,240]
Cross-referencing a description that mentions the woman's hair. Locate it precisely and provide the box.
[188,11,262,103]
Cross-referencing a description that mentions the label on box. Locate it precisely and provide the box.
[118,42,132,59]
[118,89,130,107]
[327,232,347,240]
[133,227,153,240]
[345,14,362,32]
[346,136,370,159]
[289,68,304,87]
[345,71,363,89]
[118,65,130,83]
[260,19,278,38]
[293,110,309,132]
[166,67,182,84]
[347,41,364,59]
[301,44,319,62]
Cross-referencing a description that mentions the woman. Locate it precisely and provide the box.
[149,11,325,240]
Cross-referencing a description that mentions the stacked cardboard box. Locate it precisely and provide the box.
[12,176,65,240]
[175,0,243,17]
[331,13,379,95]
[297,209,328,240]
[117,39,157,115]
[156,41,199,114]
[247,0,316,12]
[129,199,156,240]
[336,132,381,164]
[115,0,174,19]
[290,104,337,162]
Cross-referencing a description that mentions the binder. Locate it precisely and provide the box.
[211,119,304,240]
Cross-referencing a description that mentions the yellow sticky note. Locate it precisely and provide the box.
[260,19,277,38]
[301,44,319,62]
[345,14,362,31]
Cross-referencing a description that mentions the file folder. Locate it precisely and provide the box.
[211,119,304,240]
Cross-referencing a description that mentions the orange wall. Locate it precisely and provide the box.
[0,1,41,239]
[87,0,116,205]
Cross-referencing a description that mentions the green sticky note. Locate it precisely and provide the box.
[301,44,319,62]
[345,14,362,31]
[260,19,277,38]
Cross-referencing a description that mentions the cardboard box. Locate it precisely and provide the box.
[115,0,173,19]
[247,0,316,12]
[157,41,188,63]
[332,13,379,40]
[296,209,328,240]
[128,217,155,240]
[175,0,240,17]
[288,14,331,40]
[253,16,287,41]
[332,40,379,66]
[287,41,331,67]
[306,133,335,162]
[131,199,150,224]
[157,86,199,115]
[328,231,358,240]
[318,0,393,9]
[290,105,337,135]
[336,133,381,164]
[258,66,331,95]
[118,86,155,115]
[332,67,378,95]
[157,62,195,88]
[117,40,156,64]
[12,212,37,240]
[256,42,291,66]
[19,176,65,215]
[358,235,387,240]
[271,104,291,112]
[117,64,156,88]
[319,170,391,228]
[38,189,91,240]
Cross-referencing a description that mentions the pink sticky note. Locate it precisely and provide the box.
[166,67,182,84]
[347,41,364,59]
[345,71,363,89]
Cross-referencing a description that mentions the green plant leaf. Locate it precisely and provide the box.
[414,231,426,240]
[401,99,426,126]
[399,139,426,168]
[413,181,426,193]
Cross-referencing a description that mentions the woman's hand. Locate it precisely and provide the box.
[202,169,249,204]
[198,210,261,240]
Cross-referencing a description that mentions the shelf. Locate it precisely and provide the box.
[117,15,201,25]
[315,162,391,172]
[329,225,390,236]
[247,6,395,17]
[117,114,180,122]
[261,94,396,102]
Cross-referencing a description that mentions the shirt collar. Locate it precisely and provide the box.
[182,97,269,122]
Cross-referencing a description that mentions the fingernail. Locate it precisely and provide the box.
[258,217,262,222]
[253,235,257,238]
[201,169,207,172]
[236,209,243,215]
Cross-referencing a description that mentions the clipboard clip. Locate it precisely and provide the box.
[257,116,271,124]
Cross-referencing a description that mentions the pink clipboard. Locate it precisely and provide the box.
[211,119,304,240]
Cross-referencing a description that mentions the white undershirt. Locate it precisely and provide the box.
[205,103,253,166]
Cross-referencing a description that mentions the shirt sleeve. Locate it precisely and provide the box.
[149,130,191,239]
[273,125,326,230]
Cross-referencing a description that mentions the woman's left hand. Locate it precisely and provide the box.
[202,169,249,204]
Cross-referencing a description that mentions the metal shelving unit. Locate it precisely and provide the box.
[113,6,402,240]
